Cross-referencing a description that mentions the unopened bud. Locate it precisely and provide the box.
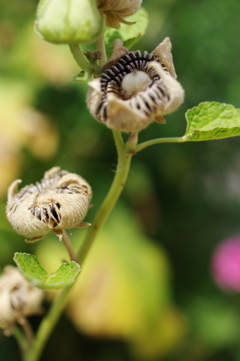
[97,0,142,29]
[35,0,105,44]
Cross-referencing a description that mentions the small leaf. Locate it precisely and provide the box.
[14,252,81,290]
[104,8,149,58]
[184,102,240,141]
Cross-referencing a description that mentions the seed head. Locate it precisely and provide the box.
[87,37,184,133]
[97,0,142,29]
[6,167,92,242]
[0,266,43,333]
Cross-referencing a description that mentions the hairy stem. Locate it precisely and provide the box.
[136,136,186,153]
[61,230,77,262]
[23,132,136,361]
[69,44,101,76]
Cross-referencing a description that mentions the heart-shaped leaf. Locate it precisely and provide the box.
[184,102,240,141]
[104,8,149,58]
[14,252,81,290]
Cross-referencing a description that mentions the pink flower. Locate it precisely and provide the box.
[211,236,240,292]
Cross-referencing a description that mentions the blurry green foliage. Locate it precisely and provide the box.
[1,0,240,360]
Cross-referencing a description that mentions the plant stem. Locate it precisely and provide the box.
[19,319,34,348]
[69,44,92,70]
[23,286,71,361]
[96,36,107,67]
[23,131,136,361]
[12,325,28,354]
[61,230,77,262]
[136,136,186,153]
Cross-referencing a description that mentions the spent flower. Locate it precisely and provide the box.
[35,0,105,45]
[6,167,92,242]
[97,0,142,29]
[0,266,43,334]
[87,37,184,133]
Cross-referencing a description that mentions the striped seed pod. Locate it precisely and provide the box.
[6,167,92,242]
[87,37,184,133]
[97,0,142,29]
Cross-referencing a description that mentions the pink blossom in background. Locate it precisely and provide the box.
[211,236,240,292]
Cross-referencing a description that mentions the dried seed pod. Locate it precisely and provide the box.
[97,0,142,29]
[6,167,92,242]
[87,37,184,133]
[0,266,43,333]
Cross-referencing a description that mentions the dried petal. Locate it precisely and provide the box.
[0,266,43,331]
[6,167,92,241]
[87,38,184,133]
[97,0,142,29]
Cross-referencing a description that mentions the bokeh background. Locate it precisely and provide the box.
[1,0,240,360]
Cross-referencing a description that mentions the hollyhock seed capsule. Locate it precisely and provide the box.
[6,167,92,242]
[97,0,142,29]
[87,37,184,133]
[35,0,105,45]
[0,266,43,333]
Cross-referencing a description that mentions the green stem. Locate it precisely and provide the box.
[96,35,107,67]
[23,286,71,361]
[61,230,78,262]
[136,136,186,153]
[12,325,28,354]
[69,44,92,70]
[23,131,135,361]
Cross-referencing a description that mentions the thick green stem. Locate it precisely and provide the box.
[23,131,135,361]
[136,136,186,153]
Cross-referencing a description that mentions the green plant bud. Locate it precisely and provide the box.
[35,0,105,44]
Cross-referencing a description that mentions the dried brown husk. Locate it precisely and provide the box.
[6,167,92,242]
[97,0,142,28]
[87,37,184,133]
[0,266,43,332]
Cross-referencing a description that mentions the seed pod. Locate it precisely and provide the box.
[6,167,92,242]
[0,266,43,333]
[97,0,142,29]
[35,0,105,45]
[87,37,184,133]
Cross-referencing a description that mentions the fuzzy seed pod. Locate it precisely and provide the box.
[0,266,43,333]
[87,37,184,133]
[97,0,142,28]
[6,167,92,242]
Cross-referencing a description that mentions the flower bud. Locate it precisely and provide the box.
[6,167,92,242]
[97,0,142,29]
[35,0,105,44]
[0,266,43,333]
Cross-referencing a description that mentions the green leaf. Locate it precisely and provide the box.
[104,8,149,58]
[13,252,81,290]
[184,102,240,141]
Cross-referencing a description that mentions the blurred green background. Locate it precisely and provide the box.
[1,0,240,360]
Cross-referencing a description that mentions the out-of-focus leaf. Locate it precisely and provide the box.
[188,297,240,347]
[104,8,149,57]
[184,102,240,141]
[14,252,81,290]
